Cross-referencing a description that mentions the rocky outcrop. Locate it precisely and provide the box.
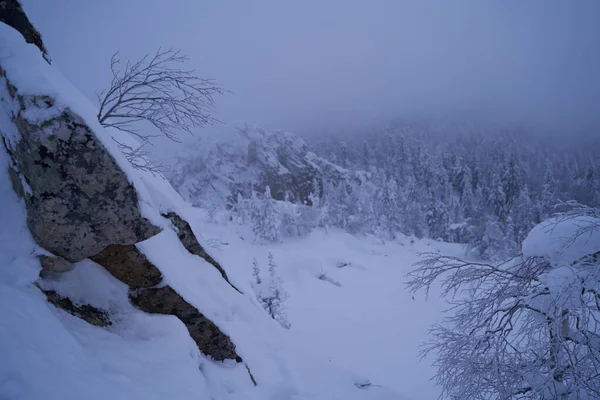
[131,286,240,362]
[245,129,322,204]
[0,0,50,62]
[168,125,363,209]
[163,212,241,293]
[0,11,242,367]
[89,241,241,362]
[0,75,161,262]
[90,244,163,289]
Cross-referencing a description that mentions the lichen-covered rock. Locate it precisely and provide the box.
[90,244,162,289]
[0,71,161,262]
[162,212,240,293]
[130,286,241,362]
[0,11,242,370]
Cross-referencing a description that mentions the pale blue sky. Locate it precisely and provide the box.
[21,0,600,134]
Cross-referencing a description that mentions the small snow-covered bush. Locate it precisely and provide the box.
[252,253,290,329]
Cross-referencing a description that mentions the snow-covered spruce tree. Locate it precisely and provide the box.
[252,257,261,285]
[406,205,600,399]
[252,254,290,329]
[585,165,600,207]
[374,174,400,239]
[452,158,474,206]
[307,122,599,258]
[249,186,281,243]
[540,162,558,221]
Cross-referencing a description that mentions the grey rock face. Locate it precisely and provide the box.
[0,71,161,262]
[163,212,241,293]
[0,12,241,367]
[130,286,241,362]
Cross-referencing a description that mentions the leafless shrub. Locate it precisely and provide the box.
[96,48,224,171]
[406,212,600,399]
[97,48,223,143]
[112,139,168,174]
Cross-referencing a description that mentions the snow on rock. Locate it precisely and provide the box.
[522,216,600,265]
[168,124,360,208]
[0,23,161,262]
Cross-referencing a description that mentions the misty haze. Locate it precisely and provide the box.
[1,1,599,399]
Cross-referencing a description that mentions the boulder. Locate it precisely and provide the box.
[0,73,161,262]
[0,10,241,368]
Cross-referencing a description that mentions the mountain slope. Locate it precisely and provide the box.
[0,20,435,400]
[182,210,465,399]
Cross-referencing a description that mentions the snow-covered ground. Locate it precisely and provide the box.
[0,142,463,399]
[178,209,464,399]
[0,23,466,399]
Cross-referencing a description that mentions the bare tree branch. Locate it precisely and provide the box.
[406,208,600,399]
[111,139,169,175]
[97,48,224,144]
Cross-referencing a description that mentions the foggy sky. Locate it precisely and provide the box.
[21,0,600,135]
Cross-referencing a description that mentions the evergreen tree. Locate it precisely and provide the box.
[486,170,506,221]
[502,155,522,209]
[361,140,373,168]
[252,257,261,285]
[251,186,281,242]
[540,162,557,220]
[586,165,600,206]
[479,215,506,260]
[252,253,290,329]
[200,120,600,260]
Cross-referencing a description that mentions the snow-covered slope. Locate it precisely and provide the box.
[180,210,464,399]
[0,21,411,400]
[0,14,467,400]
[1,141,461,399]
